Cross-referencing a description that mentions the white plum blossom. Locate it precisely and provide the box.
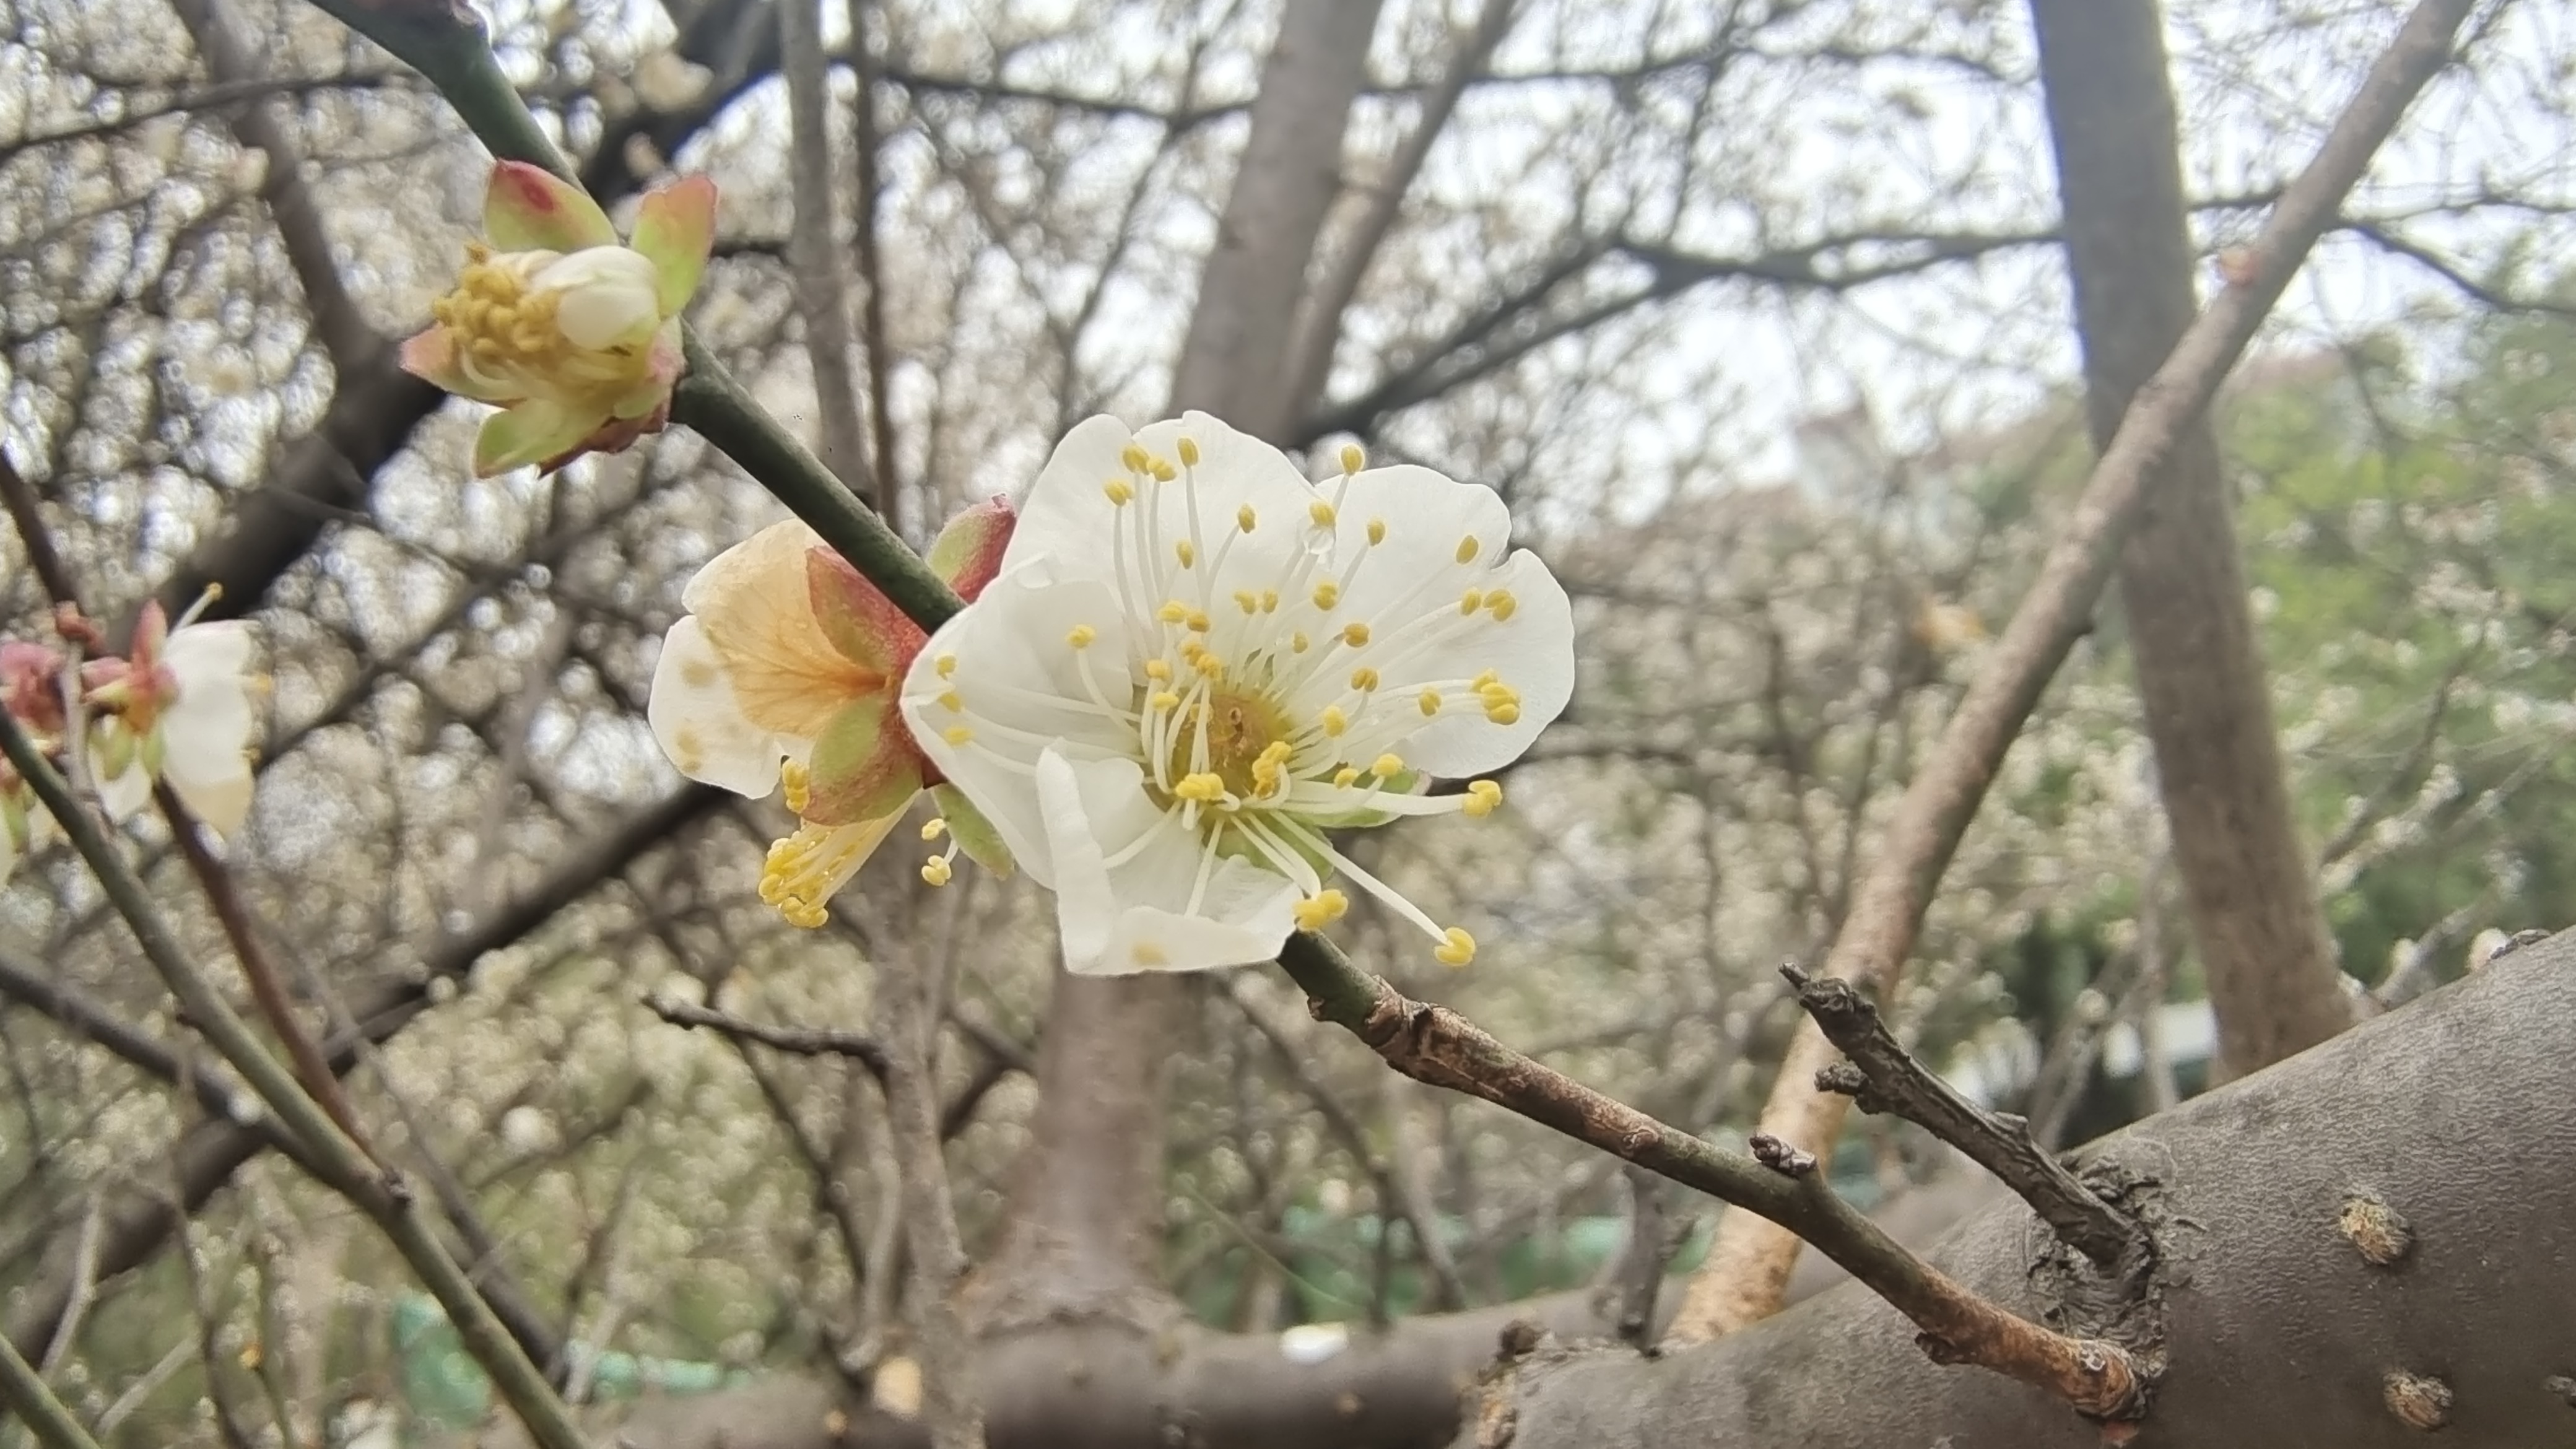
[89,609,259,837]
[900,412,1576,975]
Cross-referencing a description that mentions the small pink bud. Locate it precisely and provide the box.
[927,496,1017,603]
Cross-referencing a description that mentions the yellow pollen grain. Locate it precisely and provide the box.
[1312,581,1341,610]
[1435,927,1476,967]
[1149,458,1176,482]
[938,690,963,711]
[1235,590,1260,614]
[1152,691,1181,711]
[1261,590,1279,613]
[1339,443,1364,474]
[920,856,953,887]
[1146,659,1172,681]
[1464,780,1503,817]
[780,761,812,816]
[1159,601,1191,624]
[936,654,958,678]
[1121,443,1149,471]
[1178,436,1202,466]
[1103,478,1134,505]
[1367,518,1387,545]
[942,726,974,745]
[1486,703,1521,725]
[1419,689,1443,716]
[1237,505,1256,533]
[1175,540,1196,568]
[1341,622,1370,648]
[1175,773,1227,803]
[1370,753,1404,778]
[1455,536,1480,564]
[1460,588,1484,615]
[1187,610,1211,633]
[1321,705,1349,738]
[1292,632,1312,654]
[1351,667,1380,692]
[921,817,948,840]
[1333,765,1362,788]
[1132,941,1168,967]
[1067,624,1097,648]
[1486,590,1518,622]
[1310,500,1337,528]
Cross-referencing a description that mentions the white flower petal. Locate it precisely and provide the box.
[903,567,1138,883]
[999,414,1136,580]
[648,617,790,798]
[1383,547,1578,778]
[1036,751,1297,974]
[93,759,152,822]
[172,761,255,838]
[1326,463,1513,624]
[536,246,663,349]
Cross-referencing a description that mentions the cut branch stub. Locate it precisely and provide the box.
[1783,964,2146,1268]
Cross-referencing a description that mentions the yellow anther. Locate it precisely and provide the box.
[1310,500,1337,528]
[1472,669,1499,689]
[1460,588,1484,615]
[1131,941,1169,967]
[780,760,812,816]
[1159,600,1191,624]
[1486,590,1518,622]
[1333,765,1362,788]
[938,689,964,711]
[1320,705,1349,738]
[1293,889,1351,931]
[1339,443,1364,474]
[920,856,953,887]
[1186,609,1211,633]
[1486,702,1521,726]
[1178,436,1202,466]
[942,725,974,745]
[1341,622,1370,648]
[1370,753,1404,778]
[1149,458,1177,482]
[1260,590,1279,613]
[1351,666,1380,691]
[1175,772,1227,803]
[1419,689,1443,716]
[1251,740,1295,797]
[936,654,957,677]
[1234,590,1260,614]
[921,817,948,841]
[1121,443,1149,472]
[1292,632,1312,653]
[1103,478,1134,505]
[1152,690,1181,711]
[1145,658,1172,681]
[1367,517,1387,545]
[1237,504,1256,533]
[1175,539,1196,568]
[1068,624,1097,648]
[1455,536,1480,564]
[1312,581,1341,610]
[1463,780,1502,817]
[1434,927,1476,967]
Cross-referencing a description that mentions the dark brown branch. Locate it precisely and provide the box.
[1784,964,2142,1266]
[647,996,892,1079]
[1274,934,2146,1422]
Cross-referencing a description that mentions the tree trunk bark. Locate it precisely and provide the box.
[1495,932,2576,1448]
[967,0,1387,1328]
[2032,0,2352,1074]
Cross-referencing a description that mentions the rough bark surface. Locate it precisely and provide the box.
[2034,0,2351,1073]
[1499,932,2576,1448]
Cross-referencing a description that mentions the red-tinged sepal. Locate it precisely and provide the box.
[484,161,617,253]
[802,693,921,827]
[806,547,926,676]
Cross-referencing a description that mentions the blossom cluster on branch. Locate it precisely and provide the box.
[0,598,259,879]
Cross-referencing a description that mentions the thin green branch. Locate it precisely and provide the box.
[0,718,593,1449]
[0,1328,103,1449]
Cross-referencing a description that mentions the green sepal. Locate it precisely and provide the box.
[803,695,921,826]
[931,783,1015,877]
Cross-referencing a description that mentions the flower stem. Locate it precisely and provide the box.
[0,1328,103,1449]
[302,1,570,176]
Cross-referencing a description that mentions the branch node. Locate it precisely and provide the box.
[1778,963,2146,1268]
[1747,1133,1817,1178]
